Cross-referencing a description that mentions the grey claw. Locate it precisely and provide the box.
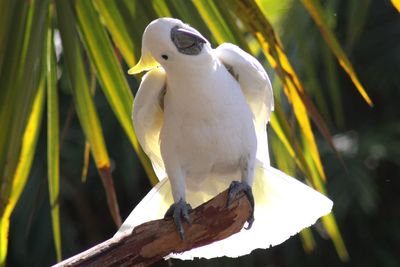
[227,181,255,229]
[164,198,192,240]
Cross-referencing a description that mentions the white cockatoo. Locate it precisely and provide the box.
[115,17,333,259]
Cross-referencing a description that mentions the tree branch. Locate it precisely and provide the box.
[52,188,252,267]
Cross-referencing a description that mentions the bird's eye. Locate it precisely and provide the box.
[161,54,169,60]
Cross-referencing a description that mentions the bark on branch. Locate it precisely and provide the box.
[52,188,252,267]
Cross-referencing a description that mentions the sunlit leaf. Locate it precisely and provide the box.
[300,228,316,253]
[81,69,97,183]
[270,116,316,253]
[74,0,133,138]
[0,0,47,202]
[255,0,294,27]
[81,142,91,182]
[227,0,327,182]
[152,0,173,17]
[0,218,9,267]
[0,1,28,189]
[56,0,121,227]
[0,1,48,265]
[392,0,400,12]
[165,0,211,37]
[0,72,46,267]
[192,0,240,44]
[302,132,328,194]
[122,1,153,59]
[301,0,373,107]
[93,0,136,66]
[288,80,327,182]
[46,6,62,260]
[322,214,349,261]
[270,101,309,177]
[73,0,158,186]
[302,134,348,260]
[226,0,348,259]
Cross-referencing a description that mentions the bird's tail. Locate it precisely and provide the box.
[115,165,332,259]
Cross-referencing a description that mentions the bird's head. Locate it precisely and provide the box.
[128,18,210,75]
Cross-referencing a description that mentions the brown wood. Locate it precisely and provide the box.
[52,188,252,267]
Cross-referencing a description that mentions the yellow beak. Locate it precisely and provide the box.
[128,50,159,75]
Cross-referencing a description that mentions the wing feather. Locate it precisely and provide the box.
[216,43,274,166]
[132,67,167,179]
[215,43,274,129]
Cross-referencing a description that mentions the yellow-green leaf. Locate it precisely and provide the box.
[56,0,108,169]
[302,0,373,107]
[302,136,348,260]
[81,142,91,182]
[300,228,316,253]
[0,2,48,264]
[0,218,9,267]
[152,0,173,17]
[164,0,213,42]
[270,101,309,177]
[288,79,327,183]
[56,0,121,227]
[392,0,400,12]
[74,0,133,138]
[0,2,30,203]
[73,0,157,186]
[227,0,348,259]
[1,74,45,267]
[228,0,327,183]
[192,0,241,44]
[322,214,349,261]
[93,0,136,66]
[0,0,48,210]
[122,1,153,59]
[81,65,96,183]
[46,8,62,261]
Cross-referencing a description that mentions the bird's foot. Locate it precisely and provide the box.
[164,198,193,240]
[227,181,255,230]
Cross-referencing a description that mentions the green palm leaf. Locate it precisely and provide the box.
[46,5,62,260]
[73,0,157,185]
[56,0,121,227]
[0,69,46,267]
[301,0,373,106]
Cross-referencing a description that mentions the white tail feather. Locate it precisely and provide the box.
[115,165,332,259]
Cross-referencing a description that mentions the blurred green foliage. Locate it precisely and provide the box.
[1,0,399,266]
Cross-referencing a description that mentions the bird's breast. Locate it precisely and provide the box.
[160,65,256,183]
[164,65,245,116]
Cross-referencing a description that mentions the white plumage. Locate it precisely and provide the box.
[115,18,333,259]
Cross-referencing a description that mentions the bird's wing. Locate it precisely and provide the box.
[115,67,171,237]
[215,43,274,128]
[132,67,167,179]
[215,43,274,165]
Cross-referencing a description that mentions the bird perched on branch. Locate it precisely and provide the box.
[115,17,333,260]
